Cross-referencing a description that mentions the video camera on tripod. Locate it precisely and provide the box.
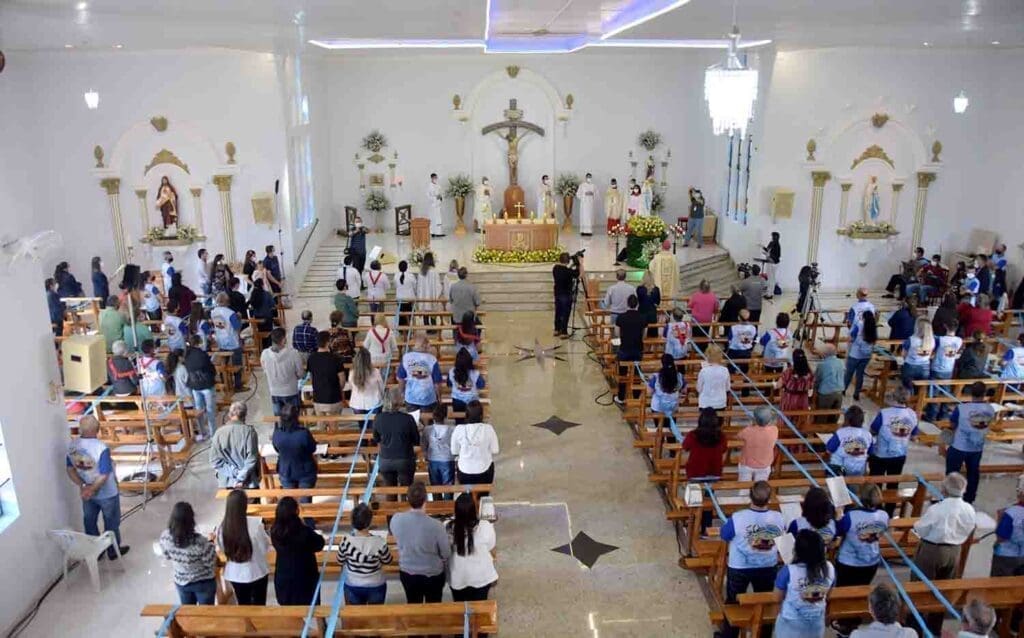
[736,262,754,278]
[569,248,586,267]
[799,262,821,288]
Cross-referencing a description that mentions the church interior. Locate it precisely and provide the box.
[2,1,1024,636]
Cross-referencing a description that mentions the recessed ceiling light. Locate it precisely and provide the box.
[75,2,88,10]
[64,44,73,49]
[991,41,1000,45]
[922,41,930,46]
[113,44,123,49]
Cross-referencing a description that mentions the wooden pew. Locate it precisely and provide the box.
[140,601,498,637]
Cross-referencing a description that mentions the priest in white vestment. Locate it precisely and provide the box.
[427,173,444,236]
[576,173,596,236]
[537,174,555,219]
[474,177,493,232]
[605,179,624,232]
[648,240,680,301]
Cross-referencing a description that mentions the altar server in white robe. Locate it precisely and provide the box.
[605,179,624,232]
[474,177,493,232]
[427,173,444,236]
[576,173,597,236]
[537,175,556,219]
[416,254,445,322]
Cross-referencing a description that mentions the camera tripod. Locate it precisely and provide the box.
[793,278,822,348]
[565,256,586,338]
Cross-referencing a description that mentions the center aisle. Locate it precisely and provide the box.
[485,310,712,637]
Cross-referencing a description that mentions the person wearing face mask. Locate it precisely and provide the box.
[537,175,556,220]
[161,251,177,294]
[685,188,706,248]
[427,173,444,237]
[576,172,597,236]
[627,184,642,218]
[906,254,946,303]
[473,177,492,232]
[347,216,368,274]
[963,265,981,306]
[605,178,623,232]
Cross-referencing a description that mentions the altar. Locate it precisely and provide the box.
[483,219,558,251]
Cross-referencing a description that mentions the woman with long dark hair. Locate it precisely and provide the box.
[416,252,443,327]
[448,347,485,423]
[844,310,878,401]
[91,256,109,307]
[158,501,217,605]
[394,260,418,326]
[774,529,835,637]
[647,352,685,431]
[217,489,271,605]
[168,272,197,316]
[270,497,325,605]
[210,253,233,296]
[248,278,276,349]
[447,493,497,602]
[455,311,482,359]
[242,249,258,280]
[271,403,317,500]
[54,260,84,298]
[777,348,813,411]
[682,408,728,535]
[187,301,210,349]
[787,487,837,548]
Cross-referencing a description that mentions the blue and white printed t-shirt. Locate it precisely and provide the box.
[163,314,188,351]
[1001,346,1024,380]
[728,324,758,353]
[950,402,996,453]
[721,508,785,569]
[827,426,873,475]
[932,335,963,374]
[663,321,691,359]
[647,373,685,414]
[775,561,835,624]
[398,351,443,406]
[210,305,242,350]
[447,368,485,404]
[994,504,1024,558]
[902,336,933,367]
[869,407,919,458]
[759,328,793,366]
[787,517,837,546]
[836,508,889,567]
[66,437,119,499]
[142,282,162,313]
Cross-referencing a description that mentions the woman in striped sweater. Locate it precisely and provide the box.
[158,502,217,605]
[337,503,393,604]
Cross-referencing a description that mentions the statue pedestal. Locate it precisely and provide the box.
[503,185,525,218]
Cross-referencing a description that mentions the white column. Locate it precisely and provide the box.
[101,178,128,265]
[890,180,905,225]
[212,175,237,262]
[135,189,149,233]
[189,187,205,236]
[838,181,852,228]
[807,171,831,264]
[912,172,936,249]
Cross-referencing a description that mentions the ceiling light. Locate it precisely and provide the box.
[64,44,73,49]
[923,41,930,46]
[309,39,485,50]
[704,25,759,138]
[84,89,99,110]
[113,44,123,49]
[601,0,692,40]
[592,38,772,49]
[75,2,88,10]
[953,90,969,114]
[991,41,1000,45]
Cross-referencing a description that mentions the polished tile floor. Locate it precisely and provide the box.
[21,293,1022,637]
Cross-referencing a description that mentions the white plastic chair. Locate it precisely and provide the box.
[47,529,125,591]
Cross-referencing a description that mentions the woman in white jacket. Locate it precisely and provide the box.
[447,492,498,602]
[450,400,499,487]
[415,252,444,327]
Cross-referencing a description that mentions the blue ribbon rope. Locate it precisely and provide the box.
[154,603,181,638]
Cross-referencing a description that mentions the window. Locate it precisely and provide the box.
[0,422,20,533]
[289,135,316,231]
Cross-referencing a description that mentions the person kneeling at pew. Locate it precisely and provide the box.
[718,481,785,638]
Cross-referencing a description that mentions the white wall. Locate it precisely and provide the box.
[718,47,1024,291]
[0,54,50,238]
[0,49,334,286]
[0,260,76,634]
[324,50,730,233]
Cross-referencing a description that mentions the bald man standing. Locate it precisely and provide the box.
[66,416,129,558]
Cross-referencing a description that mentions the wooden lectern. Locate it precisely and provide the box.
[411,218,431,249]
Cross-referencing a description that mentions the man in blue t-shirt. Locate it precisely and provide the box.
[992,475,1024,577]
[65,416,129,559]
[397,336,444,411]
[719,481,784,638]
[946,381,996,503]
[211,293,245,390]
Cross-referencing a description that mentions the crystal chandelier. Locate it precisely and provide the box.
[83,89,99,110]
[704,26,758,137]
[953,90,969,114]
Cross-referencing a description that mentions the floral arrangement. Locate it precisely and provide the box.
[669,223,685,237]
[473,245,564,264]
[407,247,428,266]
[637,129,662,151]
[361,130,388,153]
[444,173,474,199]
[364,189,390,213]
[838,220,899,237]
[641,240,662,264]
[651,191,665,214]
[144,225,201,242]
[626,215,667,238]
[554,173,581,198]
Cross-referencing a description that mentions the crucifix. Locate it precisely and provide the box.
[513,201,525,219]
[482,98,545,216]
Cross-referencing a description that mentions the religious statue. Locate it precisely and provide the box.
[474,177,493,232]
[645,155,656,180]
[427,173,444,236]
[481,98,545,217]
[639,177,655,217]
[576,172,596,236]
[862,175,881,222]
[537,175,556,219]
[155,175,179,231]
[605,178,624,232]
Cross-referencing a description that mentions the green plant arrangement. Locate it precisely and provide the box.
[361,130,388,153]
[554,173,581,198]
[626,215,667,238]
[472,245,565,264]
[622,215,668,268]
[144,225,201,243]
[364,190,390,213]
[444,173,474,199]
[637,129,662,151]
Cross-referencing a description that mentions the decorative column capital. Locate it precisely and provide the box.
[840,182,852,192]
[189,187,203,197]
[811,171,832,187]
[212,175,233,192]
[100,177,121,195]
[917,172,937,188]
[892,183,905,192]
[134,189,147,198]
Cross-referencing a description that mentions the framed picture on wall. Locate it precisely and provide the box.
[369,173,386,188]
[344,205,358,236]
[395,205,412,236]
